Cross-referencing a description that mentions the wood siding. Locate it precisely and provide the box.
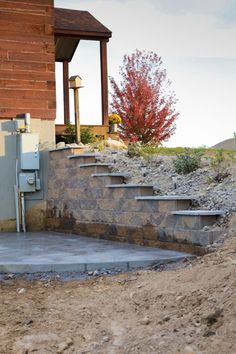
[0,0,56,119]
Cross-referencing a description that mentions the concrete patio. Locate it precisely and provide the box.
[0,232,192,273]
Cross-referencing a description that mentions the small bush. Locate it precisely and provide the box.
[209,149,231,182]
[173,148,202,174]
[81,127,95,145]
[127,142,142,157]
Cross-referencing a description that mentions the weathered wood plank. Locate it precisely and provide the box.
[0,108,56,119]
[0,10,53,25]
[0,61,48,72]
[0,1,51,13]
[2,0,54,6]
[0,98,48,109]
[0,71,55,81]
[0,89,55,100]
[0,40,54,54]
[0,79,55,90]
[8,52,54,64]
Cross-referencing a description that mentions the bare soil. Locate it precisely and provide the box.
[1,235,236,354]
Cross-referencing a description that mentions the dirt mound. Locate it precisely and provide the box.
[211,138,236,151]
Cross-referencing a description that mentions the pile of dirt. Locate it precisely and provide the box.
[211,138,236,151]
[1,235,236,353]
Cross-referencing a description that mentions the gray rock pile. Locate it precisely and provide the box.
[98,150,236,214]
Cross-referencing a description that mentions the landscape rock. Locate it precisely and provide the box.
[98,150,236,226]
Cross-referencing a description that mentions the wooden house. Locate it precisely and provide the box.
[0,0,112,231]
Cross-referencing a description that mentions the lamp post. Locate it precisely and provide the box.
[69,75,84,144]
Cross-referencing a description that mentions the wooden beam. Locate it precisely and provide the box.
[100,40,109,125]
[63,60,70,124]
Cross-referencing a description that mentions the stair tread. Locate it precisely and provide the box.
[92,173,128,177]
[79,163,112,168]
[136,195,195,201]
[106,184,154,188]
[172,210,224,216]
[67,153,99,159]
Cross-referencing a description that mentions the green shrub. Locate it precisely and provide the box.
[81,127,95,145]
[173,148,202,174]
[61,123,75,144]
[209,149,231,182]
[127,142,142,157]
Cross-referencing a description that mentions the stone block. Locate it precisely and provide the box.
[78,199,99,210]
[90,175,125,188]
[90,188,111,199]
[106,185,154,199]
[155,227,174,242]
[79,164,111,174]
[174,214,218,230]
[159,200,191,213]
[135,200,160,212]
[96,210,115,223]
[190,230,212,245]
[114,211,152,227]
[142,225,156,240]
[67,175,89,189]
[49,148,74,160]
[46,217,61,230]
[67,154,97,166]
[120,199,145,212]
[97,198,121,211]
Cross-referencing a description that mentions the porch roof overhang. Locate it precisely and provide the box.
[54,8,112,62]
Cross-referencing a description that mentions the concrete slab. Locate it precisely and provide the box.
[0,232,192,274]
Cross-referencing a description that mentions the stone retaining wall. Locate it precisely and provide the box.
[46,149,225,254]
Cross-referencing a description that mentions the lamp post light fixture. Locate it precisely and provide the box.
[69,75,84,144]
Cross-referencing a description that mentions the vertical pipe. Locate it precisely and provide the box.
[14,185,20,233]
[15,135,20,233]
[21,193,26,233]
[24,113,31,133]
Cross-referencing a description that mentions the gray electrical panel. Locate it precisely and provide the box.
[19,173,36,192]
[20,133,39,170]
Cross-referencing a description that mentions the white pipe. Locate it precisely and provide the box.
[15,157,20,233]
[25,113,31,133]
[14,185,20,233]
[21,192,26,233]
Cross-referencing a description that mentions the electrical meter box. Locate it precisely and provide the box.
[20,133,39,170]
[19,172,36,192]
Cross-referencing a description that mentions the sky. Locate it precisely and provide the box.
[55,0,236,147]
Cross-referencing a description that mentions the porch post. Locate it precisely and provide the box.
[63,60,70,124]
[100,40,109,126]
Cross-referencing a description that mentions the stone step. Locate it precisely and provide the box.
[171,210,224,230]
[90,173,127,188]
[106,184,154,199]
[135,195,194,212]
[49,146,88,160]
[78,163,112,174]
[67,153,99,165]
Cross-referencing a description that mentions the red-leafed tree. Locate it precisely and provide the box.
[110,50,179,143]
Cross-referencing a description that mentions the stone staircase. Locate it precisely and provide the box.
[46,148,225,254]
